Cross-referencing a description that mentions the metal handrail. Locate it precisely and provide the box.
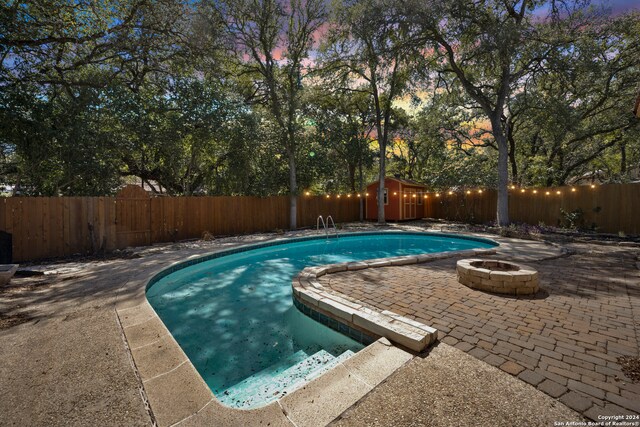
[317,215,326,235]
[326,215,338,238]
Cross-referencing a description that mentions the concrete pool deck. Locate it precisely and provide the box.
[0,223,637,425]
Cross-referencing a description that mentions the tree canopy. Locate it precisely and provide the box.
[1,0,638,227]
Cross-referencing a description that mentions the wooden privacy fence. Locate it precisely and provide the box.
[2,183,639,262]
[426,183,640,235]
[0,186,360,262]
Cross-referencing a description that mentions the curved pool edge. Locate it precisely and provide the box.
[143,230,498,293]
[115,230,500,426]
[292,247,497,353]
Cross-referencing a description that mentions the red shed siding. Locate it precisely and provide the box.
[365,178,428,221]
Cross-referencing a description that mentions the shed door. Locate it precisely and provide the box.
[404,188,417,219]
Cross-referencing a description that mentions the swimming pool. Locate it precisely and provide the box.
[146,232,496,409]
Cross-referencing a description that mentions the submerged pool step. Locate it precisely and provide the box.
[219,349,355,409]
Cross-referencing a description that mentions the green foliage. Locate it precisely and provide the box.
[0,85,122,195]
[510,12,640,186]
[305,89,376,192]
[559,208,585,230]
[1,0,638,206]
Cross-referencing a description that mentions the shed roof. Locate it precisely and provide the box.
[367,177,428,187]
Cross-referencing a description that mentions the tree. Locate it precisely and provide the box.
[218,0,326,229]
[103,77,263,195]
[405,0,583,225]
[389,91,497,189]
[0,84,122,195]
[1,0,204,91]
[508,12,640,185]
[306,89,375,191]
[323,0,416,224]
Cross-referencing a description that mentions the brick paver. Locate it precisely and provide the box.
[320,246,640,419]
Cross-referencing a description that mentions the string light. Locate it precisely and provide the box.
[305,191,310,196]
[326,194,330,198]
[332,184,596,201]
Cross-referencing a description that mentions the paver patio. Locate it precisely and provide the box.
[1,225,637,425]
[319,243,640,419]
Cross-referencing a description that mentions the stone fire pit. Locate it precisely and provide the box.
[456,259,539,295]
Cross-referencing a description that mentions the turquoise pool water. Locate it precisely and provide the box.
[146,232,496,409]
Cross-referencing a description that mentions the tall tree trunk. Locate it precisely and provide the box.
[288,147,297,230]
[377,152,386,224]
[348,163,356,192]
[508,129,518,182]
[620,141,627,175]
[358,161,364,222]
[491,116,510,226]
[371,80,386,224]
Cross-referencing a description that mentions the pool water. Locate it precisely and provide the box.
[146,232,496,408]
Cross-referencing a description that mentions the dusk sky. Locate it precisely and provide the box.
[601,0,640,14]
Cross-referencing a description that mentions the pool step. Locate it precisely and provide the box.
[219,349,355,409]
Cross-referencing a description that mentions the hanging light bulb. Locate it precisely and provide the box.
[571,188,576,192]
[533,190,538,194]
[305,191,310,196]
[478,189,483,194]
[466,190,471,194]
[520,189,525,193]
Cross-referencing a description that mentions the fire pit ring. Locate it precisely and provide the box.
[456,259,539,295]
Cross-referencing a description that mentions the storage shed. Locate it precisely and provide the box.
[365,177,429,221]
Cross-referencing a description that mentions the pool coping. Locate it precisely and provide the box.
[116,231,499,426]
[292,248,497,352]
